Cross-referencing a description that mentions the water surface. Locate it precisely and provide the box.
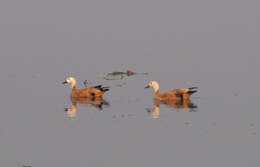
[0,0,260,166]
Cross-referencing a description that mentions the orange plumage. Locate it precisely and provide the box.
[63,77,109,98]
[145,81,197,100]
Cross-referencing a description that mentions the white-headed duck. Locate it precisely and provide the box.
[145,81,197,100]
[63,77,109,98]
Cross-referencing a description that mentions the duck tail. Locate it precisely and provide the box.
[189,87,198,90]
[187,87,198,94]
[101,87,110,92]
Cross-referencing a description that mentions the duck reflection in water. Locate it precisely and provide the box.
[147,99,197,118]
[65,96,110,118]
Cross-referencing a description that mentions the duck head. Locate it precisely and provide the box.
[145,81,159,92]
[63,77,77,88]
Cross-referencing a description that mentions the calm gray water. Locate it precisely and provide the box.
[1,0,260,167]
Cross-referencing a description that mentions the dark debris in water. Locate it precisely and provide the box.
[104,70,148,80]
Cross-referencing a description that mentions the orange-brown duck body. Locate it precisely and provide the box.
[63,77,109,98]
[145,81,197,101]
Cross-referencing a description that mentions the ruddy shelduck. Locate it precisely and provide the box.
[63,77,109,98]
[145,81,198,100]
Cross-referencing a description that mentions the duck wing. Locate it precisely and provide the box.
[92,85,110,92]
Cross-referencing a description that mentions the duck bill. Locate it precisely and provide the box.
[62,81,68,85]
[145,85,150,88]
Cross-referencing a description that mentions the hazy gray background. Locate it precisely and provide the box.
[0,0,259,166]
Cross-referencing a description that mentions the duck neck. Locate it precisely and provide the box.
[153,84,159,94]
[71,86,77,90]
[69,79,77,89]
[70,86,78,97]
[153,89,160,100]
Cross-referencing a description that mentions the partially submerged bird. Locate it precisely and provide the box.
[108,70,135,76]
[126,70,135,76]
[104,70,135,80]
[145,81,198,100]
[104,69,148,80]
[63,77,109,98]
